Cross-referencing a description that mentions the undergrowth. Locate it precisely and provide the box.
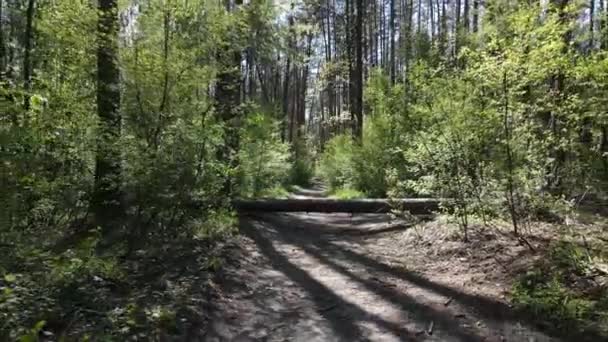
[0,211,236,340]
[329,187,366,200]
[512,239,608,338]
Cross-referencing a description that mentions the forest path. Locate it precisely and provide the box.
[204,189,559,342]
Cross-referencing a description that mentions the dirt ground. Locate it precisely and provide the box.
[198,185,604,342]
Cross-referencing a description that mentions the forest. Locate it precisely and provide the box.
[1,0,607,340]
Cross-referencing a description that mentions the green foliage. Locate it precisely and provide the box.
[316,1,608,239]
[330,187,366,200]
[290,137,316,187]
[512,241,608,336]
[1,0,285,338]
[317,134,357,191]
[513,273,595,327]
[238,111,291,198]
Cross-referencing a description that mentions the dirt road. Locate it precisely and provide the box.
[202,206,562,342]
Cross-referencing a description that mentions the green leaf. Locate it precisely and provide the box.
[4,274,17,283]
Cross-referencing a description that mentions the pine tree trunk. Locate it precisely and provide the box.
[429,0,435,41]
[282,15,293,142]
[463,0,469,33]
[590,0,595,48]
[216,0,243,195]
[473,0,479,33]
[0,0,6,80]
[23,0,35,110]
[93,0,123,231]
[353,0,364,141]
[390,0,396,83]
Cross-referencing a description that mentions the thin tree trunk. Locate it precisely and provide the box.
[353,0,364,141]
[473,0,479,33]
[215,0,243,195]
[601,0,607,48]
[153,9,171,150]
[93,0,124,232]
[0,0,6,80]
[463,0,469,32]
[502,71,519,235]
[282,53,291,141]
[23,0,35,110]
[390,0,396,83]
[417,0,421,35]
[429,0,435,41]
[590,0,595,48]
[300,36,312,138]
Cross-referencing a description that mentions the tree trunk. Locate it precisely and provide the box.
[23,0,35,110]
[473,0,479,33]
[430,0,435,41]
[216,0,243,196]
[0,0,6,80]
[390,0,396,83]
[463,0,469,33]
[299,34,313,139]
[601,0,607,49]
[93,0,124,232]
[282,56,291,140]
[353,0,364,141]
[590,0,594,49]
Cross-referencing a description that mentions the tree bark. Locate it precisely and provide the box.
[216,0,243,196]
[353,0,364,141]
[463,0,469,33]
[282,15,293,142]
[390,0,396,83]
[23,0,35,110]
[233,198,445,214]
[590,0,595,48]
[93,0,124,231]
[473,0,479,33]
[0,0,6,80]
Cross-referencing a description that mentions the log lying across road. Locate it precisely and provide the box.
[233,198,449,214]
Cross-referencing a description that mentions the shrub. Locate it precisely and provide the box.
[238,112,291,198]
[317,134,356,190]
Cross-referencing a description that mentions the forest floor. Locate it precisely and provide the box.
[203,189,606,342]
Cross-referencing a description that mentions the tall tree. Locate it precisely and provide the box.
[390,0,396,83]
[216,0,244,195]
[353,0,364,140]
[473,0,479,33]
[23,0,35,109]
[93,0,123,230]
[0,0,6,80]
[463,0,469,32]
[282,13,293,142]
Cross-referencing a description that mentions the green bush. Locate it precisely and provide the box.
[512,241,608,336]
[238,112,291,198]
[290,136,316,187]
[317,134,357,190]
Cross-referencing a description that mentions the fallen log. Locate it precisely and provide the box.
[232,198,448,214]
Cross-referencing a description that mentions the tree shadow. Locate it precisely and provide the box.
[256,212,603,342]
[239,216,420,341]
[241,215,497,341]
[248,216,497,341]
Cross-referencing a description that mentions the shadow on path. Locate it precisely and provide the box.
[252,212,604,342]
[239,216,418,341]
